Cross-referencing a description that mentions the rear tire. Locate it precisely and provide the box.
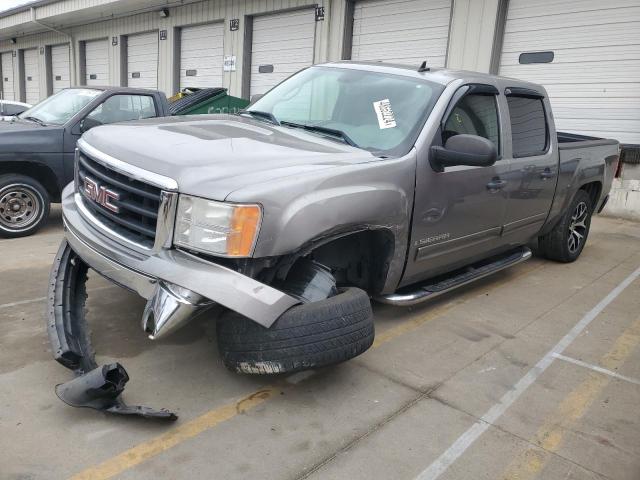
[538,189,592,263]
[216,287,375,375]
[0,174,50,238]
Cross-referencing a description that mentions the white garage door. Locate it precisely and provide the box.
[250,9,316,96]
[499,0,640,145]
[180,23,224,89]
[127,31,158,89]
[351,0,452,66]
[84,39,109,86]
[51,44,70,94]
[23,49,40,105]
[1,52,15,101]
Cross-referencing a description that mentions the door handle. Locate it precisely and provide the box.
[486,178,507,191]
[540,168,555,180]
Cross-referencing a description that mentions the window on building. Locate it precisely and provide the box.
[518,51,554,64]
[443,93,500,151]
[507,96,548,157]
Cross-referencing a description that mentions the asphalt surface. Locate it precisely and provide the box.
[1,206,639,480]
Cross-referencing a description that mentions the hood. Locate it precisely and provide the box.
[82,115,377,200]
[0,119,63,153]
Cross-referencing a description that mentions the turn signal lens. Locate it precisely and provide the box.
[228,205,262,257]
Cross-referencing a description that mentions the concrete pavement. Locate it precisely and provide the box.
[1,207,639,480]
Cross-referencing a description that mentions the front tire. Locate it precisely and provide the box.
[538,189,592,263]
[216,287,375,375]
[0,174,50,238]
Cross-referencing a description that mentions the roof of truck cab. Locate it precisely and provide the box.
[317,61,545,92]
[61,86,163,95]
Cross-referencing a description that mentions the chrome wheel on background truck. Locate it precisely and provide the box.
[0,174,50,238]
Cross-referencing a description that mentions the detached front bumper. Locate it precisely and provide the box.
[60,183,299,330]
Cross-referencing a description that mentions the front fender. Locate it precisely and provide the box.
[228,151,418,292]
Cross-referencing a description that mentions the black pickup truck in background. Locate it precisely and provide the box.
[0,87,172,237]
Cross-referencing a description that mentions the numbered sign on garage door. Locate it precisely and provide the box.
[51,44,70,94]
[23,49,40,105]
[1,52,15,101]
[250,9,316,96]
[351,0,452,66]
[84,39,109,86]
[127,32,159,89]
[499,0,640,145]
[180,23,224,89]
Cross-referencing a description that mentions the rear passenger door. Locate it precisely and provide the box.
[501,89,559,243]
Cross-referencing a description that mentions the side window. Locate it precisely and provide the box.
[506,96,548,157]
[86,95,157,125]
[444,93,500,150]
[5,104,27,116]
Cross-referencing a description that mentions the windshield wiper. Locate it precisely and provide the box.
[239,110,280,126]
[280,121,358,147]
[23,116,47,126]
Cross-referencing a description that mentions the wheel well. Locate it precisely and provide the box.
[0,162,61,202]
[288,229,395,295]
[579,181,602,209]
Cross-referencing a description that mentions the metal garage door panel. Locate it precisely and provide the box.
[85,39,109,86]
[127,32,158,89]
[23,49,40,105]
[180,23,224,89]
[250,9,316,96]
[352,0,452,66]
[1,52,15,101]
[499,0,640,144]
[51,44,70,94]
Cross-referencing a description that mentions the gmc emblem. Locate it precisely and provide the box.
[83,176,120,213]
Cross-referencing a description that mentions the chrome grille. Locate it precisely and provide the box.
[77,152,162,248]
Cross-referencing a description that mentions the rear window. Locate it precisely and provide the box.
[506,96,548,157]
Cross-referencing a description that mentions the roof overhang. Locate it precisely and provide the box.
[0,0,195,41]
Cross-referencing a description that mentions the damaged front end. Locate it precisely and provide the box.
[47,241,177,420]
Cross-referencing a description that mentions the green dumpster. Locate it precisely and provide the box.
[169,88,250,116]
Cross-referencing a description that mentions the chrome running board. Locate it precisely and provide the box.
[376,247,532,306]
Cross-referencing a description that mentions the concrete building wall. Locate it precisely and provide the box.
[0,0,505,101]
[447,0,502,73]
[0,0,342,100]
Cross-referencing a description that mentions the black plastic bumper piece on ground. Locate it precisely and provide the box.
[55,363,177,420]
[47,240,177,421]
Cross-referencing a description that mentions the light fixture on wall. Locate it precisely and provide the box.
[10,37,17,44]
[159,8,169,18]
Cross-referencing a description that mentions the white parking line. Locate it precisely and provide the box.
[415,265,640,480]
[553,353,640,386]
[0,285,118,310]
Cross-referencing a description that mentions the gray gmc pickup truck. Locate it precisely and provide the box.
[48,62,619,417]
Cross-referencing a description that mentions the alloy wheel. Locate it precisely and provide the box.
[567,201,588,254]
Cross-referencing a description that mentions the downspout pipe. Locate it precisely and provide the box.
[30,7,77,87]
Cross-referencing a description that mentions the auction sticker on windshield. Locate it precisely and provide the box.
[373,99,396,129]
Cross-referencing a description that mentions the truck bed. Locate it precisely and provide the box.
[557,131,619,150]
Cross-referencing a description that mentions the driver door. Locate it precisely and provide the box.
[402,85,510,287]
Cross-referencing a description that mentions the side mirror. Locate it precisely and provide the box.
[249,93,264,105]
[80,117,102,133]
[430,134,497,172]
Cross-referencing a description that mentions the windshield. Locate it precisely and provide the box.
[248,66,444,156]
[18,88,101,125]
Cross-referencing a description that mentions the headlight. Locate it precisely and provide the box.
[173,195,262,257]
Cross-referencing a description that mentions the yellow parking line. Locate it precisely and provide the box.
[69,387,281,480]
[500,315,640,480]
[68,261,541,480]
